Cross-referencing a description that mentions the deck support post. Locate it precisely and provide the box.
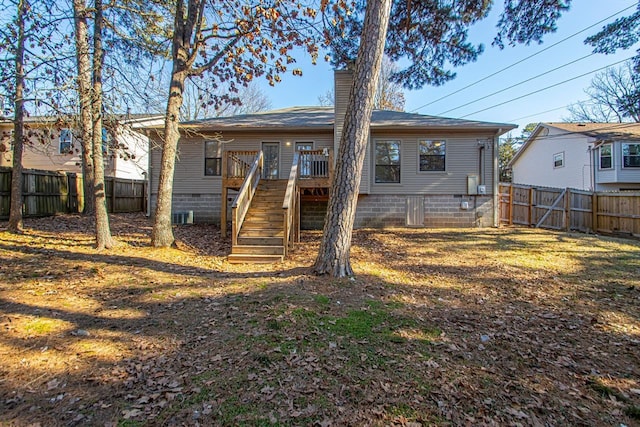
[221,187,227,237]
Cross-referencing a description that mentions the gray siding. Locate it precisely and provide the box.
[369,131,496,195]
[150,131,334,196]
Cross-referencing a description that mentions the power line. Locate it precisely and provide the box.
[507,101,589,122]
[438,53,596,115]
[459,56,634,119]
[409,3,637,113]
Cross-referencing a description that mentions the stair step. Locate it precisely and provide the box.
[250,201,283,207]
[246,212,283,219]
[240,228,284,237]
[237,236,284,246]
[227,253,284,264]
[259,180,287,186]
[231,245,285,255]
[254,193,285,199]
[242,220,283,229]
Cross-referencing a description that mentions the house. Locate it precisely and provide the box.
[147,70,515,262]
[0,114,163,180]
[509,122,640,191]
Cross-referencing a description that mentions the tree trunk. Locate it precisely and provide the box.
[92,0,113,250]
[151,67,187,247]
[313,0,392,277]
[72,0,95,215]
[8,0,26,233]
[151,0,191,247]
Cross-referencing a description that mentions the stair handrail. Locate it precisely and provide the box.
[231,151,263,247]
[283,151,300,255]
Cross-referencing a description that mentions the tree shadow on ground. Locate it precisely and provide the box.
[1,219,639,426]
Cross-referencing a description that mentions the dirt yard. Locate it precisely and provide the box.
[0,213,639,426]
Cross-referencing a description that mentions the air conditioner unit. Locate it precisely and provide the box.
[172,211,194,224]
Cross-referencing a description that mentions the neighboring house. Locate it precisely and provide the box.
[0,114,162,180]
[148,70,514,231]
[509,122,640,191]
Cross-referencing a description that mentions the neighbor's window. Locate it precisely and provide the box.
[553,152,564,168]
[204,140,222,176]
[59,129,73,154]
[101,128,110,154]
[419,140,446,171]
[599,144,612,169]
[622,143,640,168]
[375,140,401,183]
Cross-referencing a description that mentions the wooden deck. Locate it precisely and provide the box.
[222,149,333,263]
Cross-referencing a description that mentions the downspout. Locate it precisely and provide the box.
[587,144,597,191]
[493,129,502,227]
[478,141,485,185]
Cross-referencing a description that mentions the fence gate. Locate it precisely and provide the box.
[499,182,639,237]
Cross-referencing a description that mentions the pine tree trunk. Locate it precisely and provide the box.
[151,0,190,247]
[8,0,26,233]
[72,0,95,215]
[313,0,392,277]
[92,0,113,250]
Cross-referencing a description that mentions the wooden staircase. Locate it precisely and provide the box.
[227,180,287,263]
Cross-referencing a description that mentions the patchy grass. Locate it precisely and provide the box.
[0,214,639,426]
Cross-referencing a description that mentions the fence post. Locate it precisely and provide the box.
[528,187,534,226]
[508,184,514,225]
[565,188,571,231]
[112,177,117,213]
[592,192,598,233]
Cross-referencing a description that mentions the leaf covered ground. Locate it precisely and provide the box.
[0,213,639,426]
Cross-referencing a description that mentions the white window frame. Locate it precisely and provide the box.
[418,139,446,172]
[553,152,564,169]
[599,143,612,169]
[622,142,640,168]
[374,140,401,184]
[59,129,73,154]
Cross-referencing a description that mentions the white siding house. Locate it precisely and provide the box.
[509,122,640,191]
[0,115,162,180]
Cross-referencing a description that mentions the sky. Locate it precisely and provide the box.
[257,0,640,136]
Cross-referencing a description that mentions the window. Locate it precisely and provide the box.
[59,129,73,154]
[623,143,640,168]
[101,128,109,154]
[553,152,564,168]
[204,141,222,176]
[375,140,400,183]
[419,140,445,171]
[599,144,612,169]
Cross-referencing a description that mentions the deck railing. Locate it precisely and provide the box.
[283,152,300,254]
[298,149,331,179]
[231,151,263,246]
[225,151,258,180]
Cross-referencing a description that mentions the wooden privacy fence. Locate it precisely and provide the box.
[499,183,640,238]
[0,167,146,218]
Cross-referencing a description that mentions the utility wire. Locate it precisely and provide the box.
[438,53,596,115]
[459,56,634,118]
[409,3,637,113]
[507,101,589,122]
